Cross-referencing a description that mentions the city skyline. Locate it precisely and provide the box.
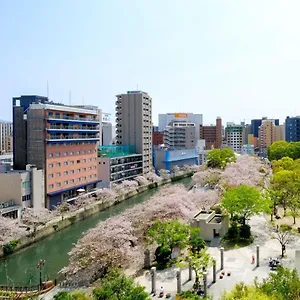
[2,1,300,124]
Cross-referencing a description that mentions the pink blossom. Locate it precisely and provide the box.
[0,216,27,246]
[134,176,150,186]
[62,184,220,282]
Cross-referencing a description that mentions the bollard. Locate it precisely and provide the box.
[176,269,182,294]
[220,247,224,270]
[151,267,156,294]
[256,245,260,267]
[144,249,151,269]
[188,259,192,281]
[213,258,216,283]
[203,272,208,298]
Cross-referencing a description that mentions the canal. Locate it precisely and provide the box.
[0,178,191,285]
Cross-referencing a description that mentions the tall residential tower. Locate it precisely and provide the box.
[115,91,152,174]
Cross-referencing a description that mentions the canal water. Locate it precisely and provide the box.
[0,178,191,285]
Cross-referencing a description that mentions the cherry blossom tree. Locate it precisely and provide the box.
[0,216,27,247]
[222,155,269,187]
[62,185,221,282]
[112,180,139,195]
[134,176,149,186]
[158,169,171,180]
[145,171,162,183]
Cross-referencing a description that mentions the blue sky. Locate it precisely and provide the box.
[1,0,300,125]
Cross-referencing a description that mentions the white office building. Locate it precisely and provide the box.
[159,113,203,139]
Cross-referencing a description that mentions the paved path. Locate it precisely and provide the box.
[136,215,300,299]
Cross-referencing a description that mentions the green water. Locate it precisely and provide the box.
[0,178,191,285]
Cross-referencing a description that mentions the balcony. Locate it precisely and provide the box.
[47,125,99,133]
[47,133,99,143]
[48,115,99,125]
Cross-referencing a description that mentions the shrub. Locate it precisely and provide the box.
[3,240,19,255]
[148,183,156,189]
[280,224,292,232]
[239,224,251,239]
[226,224,239,240]
[155,245,172,265]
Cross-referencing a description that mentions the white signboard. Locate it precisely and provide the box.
[102,113,111,123]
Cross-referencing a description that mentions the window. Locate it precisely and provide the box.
[64,181,68,185]
[70,179,74,183]
[56,162,61,167]
[82,150,86,154]
[70,161,74,165]
[49,163,53,168]
[22,182,31,189]
[56,152,60,157]
[94,174,97,178]
[83,168,86,172]
[56,182,61,187]
[48,112,53,117]
[64,161,68,166]
[64,171,68,175]
[88,150,91,154]
[78,178,81,182]
[70,170,74,174]
[56,172,61,177]
[82,159,86,163]
[88,175,92,179]
[22,195,31,201]
[82,176,86,180]
[64,152,67,156]
[70,151,74,156]
[76,151,80,155]
[48,174,54,179]
[89,158,92,162]
[49,153,53,158]
[49,184,54,189]
[88,167,92,170]
[77,160,80,163]
[55,112,60,118]
[77,169,81,173]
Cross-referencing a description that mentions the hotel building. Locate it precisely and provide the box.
[13,96,101,208]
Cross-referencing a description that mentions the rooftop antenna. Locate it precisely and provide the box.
[47,80,49,99]
[69,91,71,105]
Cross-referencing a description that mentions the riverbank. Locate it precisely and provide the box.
[0,172,194,258]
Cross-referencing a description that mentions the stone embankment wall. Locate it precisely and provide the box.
[0,172,193,257]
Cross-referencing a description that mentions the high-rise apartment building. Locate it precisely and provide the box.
[101,112,113,145]
[0,121,13,154]
[115,91,152,174]
[13,95,101,208]
[285,116,300,142]
[199,117,222,150]
[258,119,284,150]
[251,117,279,138]
[158,113,203,139]
[225,123,243,152]
[164,122,196,149]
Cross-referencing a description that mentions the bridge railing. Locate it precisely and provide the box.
[0,284,39,292]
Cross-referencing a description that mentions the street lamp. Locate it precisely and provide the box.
[36,259,45,289]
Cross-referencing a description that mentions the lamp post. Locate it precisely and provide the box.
[36,259,45,289]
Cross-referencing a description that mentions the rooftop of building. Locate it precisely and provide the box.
[98,145,137,158]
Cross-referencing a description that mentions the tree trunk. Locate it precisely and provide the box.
[270,213,273,222]
[284,205,287,217]
[294,215,296,225]
[281,245,284,258]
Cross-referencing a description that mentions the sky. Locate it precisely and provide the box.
[1,0,300,125]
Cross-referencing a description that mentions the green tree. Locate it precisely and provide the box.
[221,282,275,300]
[54,291,91,300]
[93,269,150,300]
[206,148,236,169]
[259,267,300,300]
[188,227,206,254]
[178,249,212,290]
[148,219,190,263]
[221,184,270,225]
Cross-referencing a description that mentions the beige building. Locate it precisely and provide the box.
[164,122,196,149]
[115,91,152,174]
[192,210,229,242]
[0,165,44,218]
[0,121,13,154]
[258,119,283,149]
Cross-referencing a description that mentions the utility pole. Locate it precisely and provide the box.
[36,259,45,289]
